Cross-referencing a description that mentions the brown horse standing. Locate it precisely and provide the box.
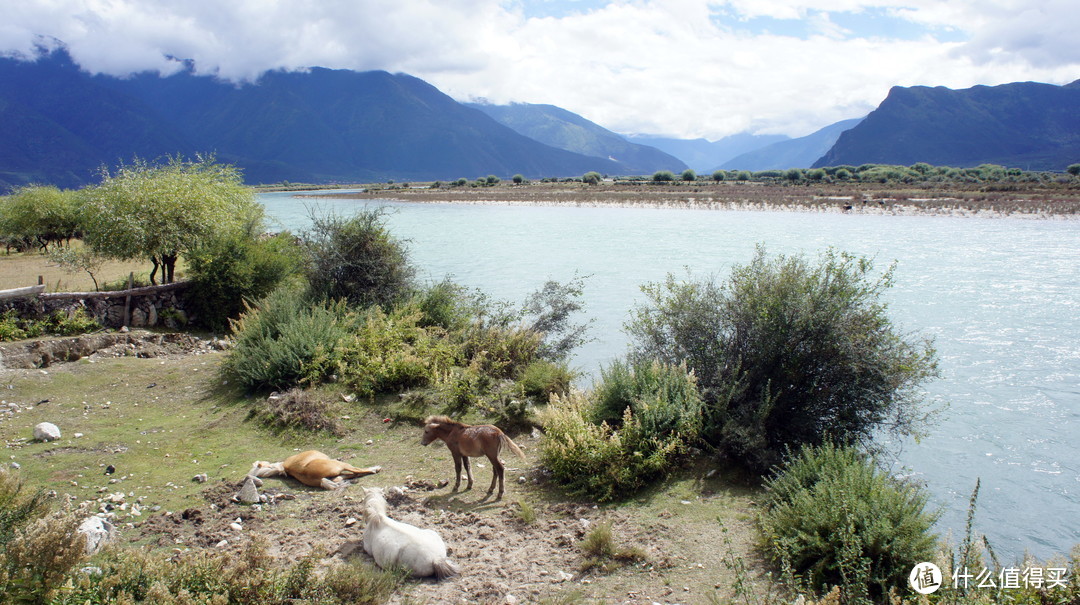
[420,415,526,500]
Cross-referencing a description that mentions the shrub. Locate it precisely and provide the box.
[58,539,404,604]
[521,276,592,361]
[1068,163,1080,176]
[413,279,472,331]
[0,309,100,342]
[626,246,940,473]
[651,170,676,183]
[250,388,346,436]
[712,170,726,182]
[222,286,350,392]
[582,171,602,185]
[540,392,687,502]
[518,359,575,402]
[680,169,696,182]
[579,522,646,573]
[187,231,303,332]
[758,443,939,601]
[305,207,416,310]
[592,358,702,443]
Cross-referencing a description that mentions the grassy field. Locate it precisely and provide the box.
[0,347,775,603]
[0,243,172,292]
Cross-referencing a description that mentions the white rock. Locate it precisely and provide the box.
[237,476,260,504]
[345,517,358,527]
[216,539,229,548]
[33,422,61,442]
[78,516,117,555]
[229,522,243,531]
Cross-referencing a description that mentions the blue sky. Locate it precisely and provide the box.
[2,0,1077,140]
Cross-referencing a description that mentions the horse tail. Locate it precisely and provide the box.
[500,433,527,461]
[432,557,460,580]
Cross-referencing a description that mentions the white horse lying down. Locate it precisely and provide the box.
[362,487,459,580]
[249,450,381,490]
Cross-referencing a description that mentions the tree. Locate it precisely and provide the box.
[626,246,940,472]
[0,186,82,252]
[1066,163,1080,176]
[83,156,261,284]
[512,174,525,184]
[784,168,803,182]
[651,170,675,183]
[712,170,726,182]
[582,171,602,185]
[486,175,501,185]
[681,169,697,182]
[304,207,416,310]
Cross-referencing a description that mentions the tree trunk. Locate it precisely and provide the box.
[162,252,177,283]
[149,256,160,285]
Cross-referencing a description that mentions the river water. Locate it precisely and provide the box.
[259,191,1080,559]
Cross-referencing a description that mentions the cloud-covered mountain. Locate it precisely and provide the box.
[814,80,1080,170]
[0,49,625,192]
[466,102,687,175]
[625,133,789,173]
[719,118,863,171]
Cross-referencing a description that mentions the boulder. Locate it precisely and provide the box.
[33,422,61,442]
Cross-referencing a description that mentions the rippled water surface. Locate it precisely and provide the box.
[261,192,1080,558]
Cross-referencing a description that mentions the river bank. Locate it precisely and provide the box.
[299,181,1080,219]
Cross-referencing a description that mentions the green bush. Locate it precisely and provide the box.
[0,309,100,342]
[626,246,940,473]
[592,359,702,443]
[540,392,687,502]
[651,170,676,183]
[518,359,575,402]
[521,276,592,361]
[187,231,303,332]
[222,286,350,392]
[758,443,939,601]
[413,279,472,331]
[57,539,404,604]
[305,208,416,310]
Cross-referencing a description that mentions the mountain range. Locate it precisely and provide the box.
[0,49,632,191]
[466,102,687,175]
[1,47,1078,193]
[815,80,1080,170]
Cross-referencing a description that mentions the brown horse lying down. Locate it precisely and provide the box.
[249,450,381,490]
[420,415,526,500]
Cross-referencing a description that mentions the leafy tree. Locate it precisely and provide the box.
[681,169,697,182]
[83,156,261,284]
[520,274,592,361]
[485,175,501,185]
[1068,164,1080,176]
[711,170,726,182]
[651,170,675,183]
[304,207,416,310]
[834,168,853,180]
[512,174,525,184]
[582,171,602,185]
[626,246,940,472]
[806,168,826,181]
[784,168,803,181]
[736,171,751,181]
[0,186,82,252]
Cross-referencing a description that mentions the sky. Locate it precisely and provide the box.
[2,0,1078,140]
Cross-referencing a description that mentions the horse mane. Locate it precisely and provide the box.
[424,415,465,428]
[362,488,389,519]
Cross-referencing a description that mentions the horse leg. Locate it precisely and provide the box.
[462,456,474,491]
[451,454,462,491]
[488,455,505,500]
[321,477,343,490]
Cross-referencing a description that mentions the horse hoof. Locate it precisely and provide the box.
[370,466,382,474]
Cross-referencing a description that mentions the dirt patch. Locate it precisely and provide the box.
[131,477,678,603]
[0,331,227,369]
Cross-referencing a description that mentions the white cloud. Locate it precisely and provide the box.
[1,0,1076,140]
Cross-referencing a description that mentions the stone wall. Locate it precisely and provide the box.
[0,282,195,329]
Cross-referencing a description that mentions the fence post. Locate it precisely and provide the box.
[123,272,134,327]
[38,275,43,285]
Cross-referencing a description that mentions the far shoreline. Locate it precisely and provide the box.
[292,181,1080,220]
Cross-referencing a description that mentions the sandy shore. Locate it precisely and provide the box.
[298,182,1080,220]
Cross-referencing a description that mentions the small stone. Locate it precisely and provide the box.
[237,476,260,504]
[10,462,20,469]
[229,522,243,531]
[345,517,358,527]
[517,476,526,484]
[215,539,228,548]
[192,473,209,483]
[33,422,61,442]
[365,439,374,445]
[74,432,84,438]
